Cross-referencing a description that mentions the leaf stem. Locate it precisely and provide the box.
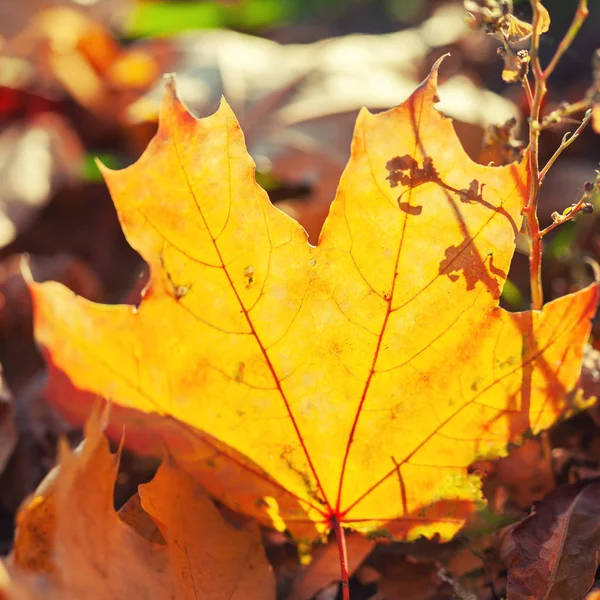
[539,109,592,183]
[332,516,350,600]
[543,0,589,80]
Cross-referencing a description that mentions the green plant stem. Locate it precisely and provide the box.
[544,0,589,80]
[539,109,592,183]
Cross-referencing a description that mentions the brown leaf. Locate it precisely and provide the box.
[116,493,164,545]
[289,534,374,600]
[139,457,275,600]
[11,413,171,597]
[10,412,275,599]
[487,437,555,512]
[377,557,441,600]
[507,478,600,600]
[10,463,57,576]
[0,372,68,515]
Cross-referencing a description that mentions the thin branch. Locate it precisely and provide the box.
[541,97,592,129]
[544,0,589,79]
[539,109,592,183]
[523,0,548,310]
[539,193,592,238]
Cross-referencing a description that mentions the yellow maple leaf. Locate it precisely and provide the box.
[29,60,598,543]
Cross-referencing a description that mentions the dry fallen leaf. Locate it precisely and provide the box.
[507,477,600,600]
[30,59,598,544]
[8,413,275,599]
[9,414,170,595]
[477,437,555,514]
[289,533,374,600]
[376,557,441,600]
[139,456,275,600]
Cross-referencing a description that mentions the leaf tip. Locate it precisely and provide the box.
[158,72,196,131]
[422,53,449,103]
[212,95,236,121]
[94,156,112,178]
[161,72,179,103]
[355,104,373,124]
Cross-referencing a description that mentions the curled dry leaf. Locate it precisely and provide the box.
[507,478,600,600]
[7,413,275,600]
[30,59,598,543]
[532,0,551,37]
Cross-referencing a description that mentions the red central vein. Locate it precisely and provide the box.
[170,113,330,517]
[335,97,424,514]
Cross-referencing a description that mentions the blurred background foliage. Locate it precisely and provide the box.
[128,0,428,37]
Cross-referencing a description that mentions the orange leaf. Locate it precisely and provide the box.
[30,59,598,542]
[8,414,274,599]
[139,458,275,600]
